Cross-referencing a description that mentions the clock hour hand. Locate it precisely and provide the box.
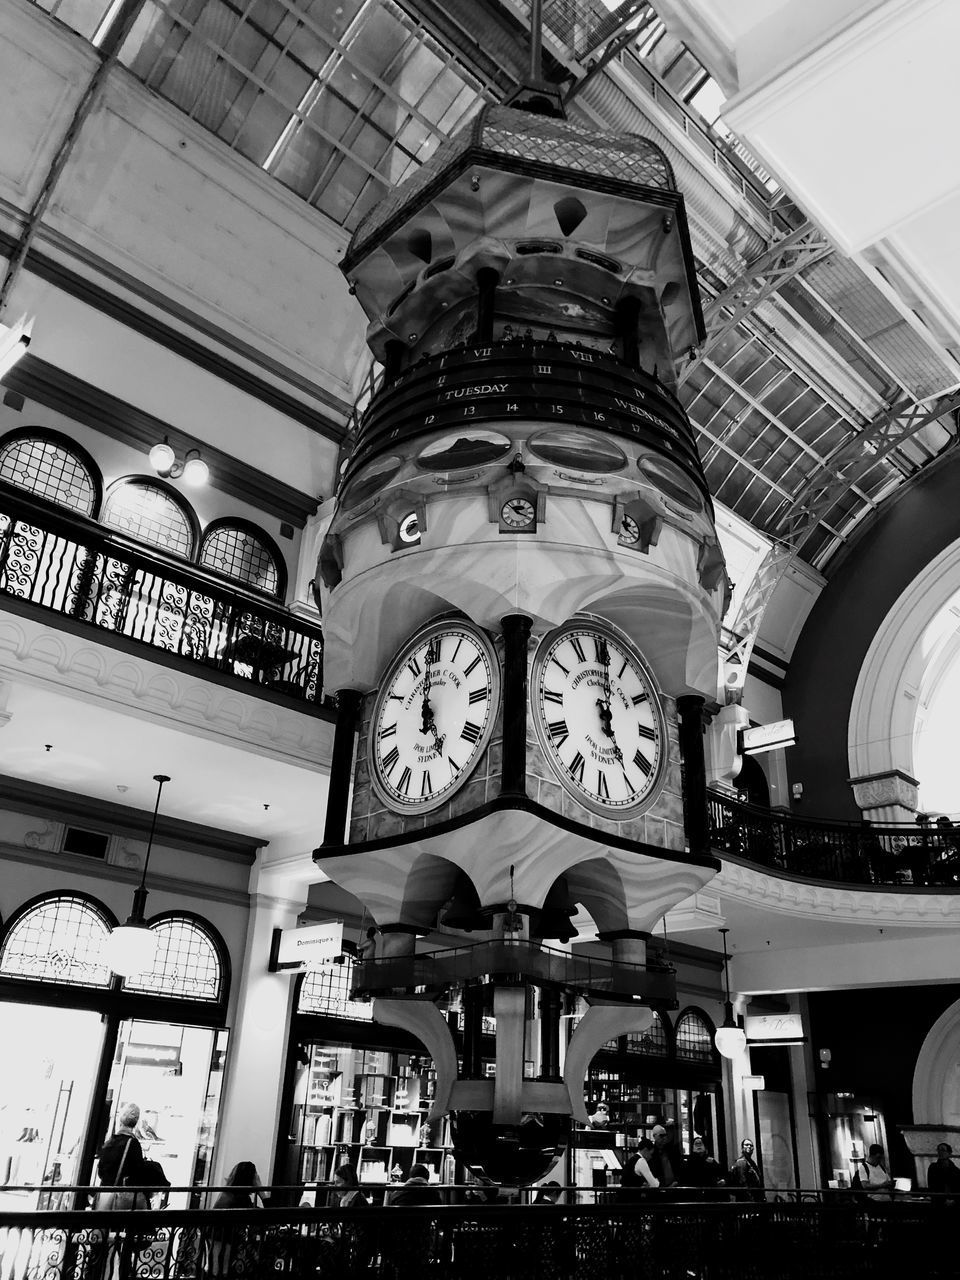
[595,638,623,762]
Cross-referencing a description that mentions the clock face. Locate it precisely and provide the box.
[531,622,666,815]
[370,621,500,813]
[501,496,536,529]
[619,514,640,545]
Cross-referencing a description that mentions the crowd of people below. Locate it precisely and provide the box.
[96,1103,960,1211]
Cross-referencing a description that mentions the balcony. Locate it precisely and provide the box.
[353,940,677,1006]
[708,792,960,889]
[0,487,325,709]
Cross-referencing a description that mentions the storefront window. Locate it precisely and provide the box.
[287,1041,451,1199]
[0,1004,106,1209]
[104,1020,228,1208]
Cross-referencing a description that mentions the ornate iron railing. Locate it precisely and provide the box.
[0,1195,954,1279]
[353,939,676,1004]
[0,487,325,707]
[708,792,960,889]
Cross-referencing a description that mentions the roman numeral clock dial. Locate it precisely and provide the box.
[370,622,500,813]
[531,623,666,816]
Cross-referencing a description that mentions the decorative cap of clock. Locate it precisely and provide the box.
[343,104,677,272]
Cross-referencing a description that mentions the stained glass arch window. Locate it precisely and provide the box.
[675,1008,716,1062]
[123,914,227,1004]
[0,429,100,516]
[298,957,372,1021]
[102,478,197,557]
[625,1011,671,1057]
[199,520,285,598]
[0,892,114,987]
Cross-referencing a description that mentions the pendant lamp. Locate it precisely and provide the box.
[104,774,169,976]
[714,926,746,1060]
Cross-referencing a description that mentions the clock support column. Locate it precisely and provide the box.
[678,694,710,858]
[501,614,532,797]
[322,689,361,847]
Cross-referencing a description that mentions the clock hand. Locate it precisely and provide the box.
[595,639,623,763]
[420,641,436,735]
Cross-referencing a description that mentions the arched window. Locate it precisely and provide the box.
[0,893,113,987]
[0,429,100,516]
[122,914,227,1003]
[102,479,196,557]
[199,521,284,598]
[625,1011,670,1057]
[675,1009,715,1062]
[298,957,372,1021]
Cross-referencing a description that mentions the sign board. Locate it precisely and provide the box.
[741,719,795,755]
[745,1012,804,1043]
[275,921,344,970]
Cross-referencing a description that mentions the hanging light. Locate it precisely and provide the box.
[715,926,746,1060]
[103,774,170,976]
[148,439,176,475]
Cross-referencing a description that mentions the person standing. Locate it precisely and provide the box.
[619,1138,659,1202]
[855,1144,893,1201]
[96,1103,150,1209]
[647,1124,680,1189]
[681,1136,724,1199]
[729,1138,764,1201]
[928,1142,960,1199]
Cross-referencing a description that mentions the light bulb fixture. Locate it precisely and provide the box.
[0,315,33,380]
[715,926,746,1060]
[104,774,170,976]
[148,437,209,485]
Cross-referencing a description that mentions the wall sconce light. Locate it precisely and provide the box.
[103,774,169,976]
[0,315,33,380]
[714,926,747,1060]
[149,437,209,487]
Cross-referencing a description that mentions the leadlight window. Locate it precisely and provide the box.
[102,481,195,557]
[123,916,225,1003]
[200,524,281,596]
[675,1010,714,1062]
[0,433,98,516]
[0,894,112,987]
[298,958,372,1021]
[625,1011,670,1057]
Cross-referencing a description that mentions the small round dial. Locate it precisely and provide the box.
[619,514,640,545]
[531,621,665,815]
[370,621,500,813]
[501,496,536,529]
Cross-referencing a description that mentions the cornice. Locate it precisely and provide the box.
[717,857,960,925]
[5,355,321,529]
[0,840,251,906]
[0,612,334,767]
[0,773,263,861]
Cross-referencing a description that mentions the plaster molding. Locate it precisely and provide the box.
[717,858,960,926]
[23,819,61,851]
[0,612,332,766]
[849,769,919,815]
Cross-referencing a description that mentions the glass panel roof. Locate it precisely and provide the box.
[113,0,492,230]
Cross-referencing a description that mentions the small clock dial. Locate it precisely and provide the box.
[371,622,499,813]
[501,496,536,529]
[619,514,640,545]
[532,622,665,814]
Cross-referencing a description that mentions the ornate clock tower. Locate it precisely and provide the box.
[315,97,728,1182]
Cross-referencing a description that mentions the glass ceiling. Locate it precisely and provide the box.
[28,0,955,573]
[35,0,493,231]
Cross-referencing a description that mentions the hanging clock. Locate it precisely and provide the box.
[370,619,500,814]
[531,620,666,816]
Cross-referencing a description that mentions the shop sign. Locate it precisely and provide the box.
[744,1013,804,1043]
[126,1043,182,1069]
[275,921,344,970]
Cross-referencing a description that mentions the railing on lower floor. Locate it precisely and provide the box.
[0,488,324,707]
[353,940,676,1004]
[708,792,960,889]
[0,1194,956,1279]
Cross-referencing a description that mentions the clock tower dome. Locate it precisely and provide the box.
[315,98,727,1183]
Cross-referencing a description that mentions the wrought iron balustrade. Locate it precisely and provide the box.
[353,939,676,1004]
[708,792,960,889]
[0,487,324,707]
[0,1193,954,1279]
